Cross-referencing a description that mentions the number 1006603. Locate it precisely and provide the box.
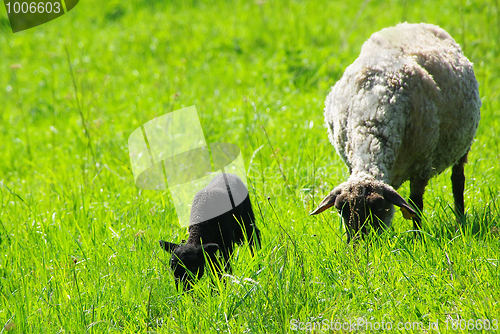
[444,319,498,331]
[6,2,61,14]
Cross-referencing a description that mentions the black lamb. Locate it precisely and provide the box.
[160,173,260,290]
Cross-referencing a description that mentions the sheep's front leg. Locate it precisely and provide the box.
[451,153,468,225]
[409,177,429,231]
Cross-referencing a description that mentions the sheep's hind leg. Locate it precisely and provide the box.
[409,177,429,231]
[451,153,468,226]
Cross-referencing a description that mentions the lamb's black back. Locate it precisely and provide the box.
[187,173,260,250]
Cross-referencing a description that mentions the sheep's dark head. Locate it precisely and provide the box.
[159,240,219,290]
[310,179,416,242]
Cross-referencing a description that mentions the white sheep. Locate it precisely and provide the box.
[311,23,481,241]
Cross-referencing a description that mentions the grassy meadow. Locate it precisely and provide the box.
[1,0,500,332]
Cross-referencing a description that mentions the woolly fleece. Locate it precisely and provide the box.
[325,22,481,190]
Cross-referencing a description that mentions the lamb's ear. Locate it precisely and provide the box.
[201,243,219,255]
[382,186,417,220]
[310,191,338,215]
[159,240,179,253]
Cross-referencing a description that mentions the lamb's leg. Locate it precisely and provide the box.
[451,153,468,225]
[206,248,231,290]
[248,226,261,256]
[221,246,233,274]
[409,177,429,230]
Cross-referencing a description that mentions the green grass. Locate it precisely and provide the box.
[1,0,500,332]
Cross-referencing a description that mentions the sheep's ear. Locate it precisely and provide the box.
[159,240,179,253]
[382,186,417,220]
[310,191,338,215]
[201,243,219,255]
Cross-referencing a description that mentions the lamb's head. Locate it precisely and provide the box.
[310,177,417,241]
[159,240,219,290]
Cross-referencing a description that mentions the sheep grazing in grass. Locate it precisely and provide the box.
[160,173,260,290]
[310,23,481,242]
